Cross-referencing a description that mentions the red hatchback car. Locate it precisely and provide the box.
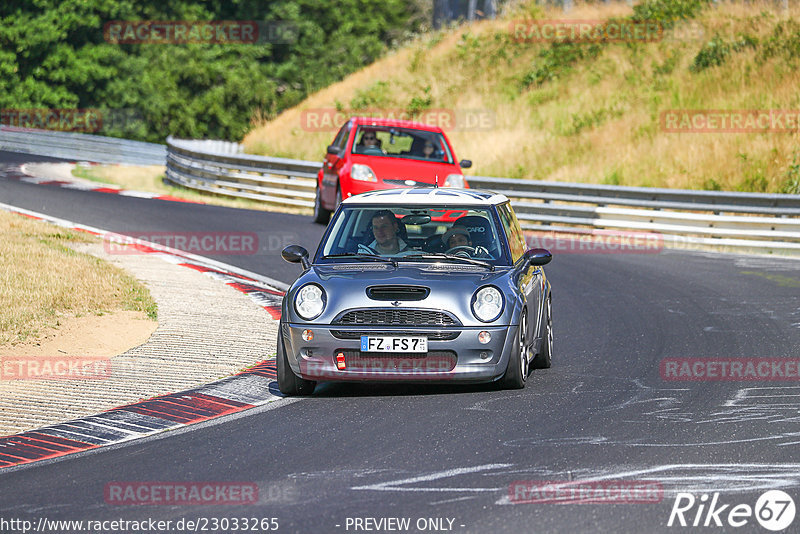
[313,117,472,223]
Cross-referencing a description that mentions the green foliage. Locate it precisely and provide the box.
[653,50,680,76]
[406,85,432,115]
[759,19,800,63]
[735,153,769,192]
[690,36,730,71]
[455,32,482,60]
[560,104,624,136]
[350,81,391,110]
[603,168,623,186]
[781,152,800,194]
[631,0,711,29]
[522,43,601,88]
[0,0,423,142]
[690,34,757,72]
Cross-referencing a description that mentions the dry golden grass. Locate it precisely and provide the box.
[73,164,166,191]
[0,210,157,346]
[72,164,304,213]
[243,0,800,193]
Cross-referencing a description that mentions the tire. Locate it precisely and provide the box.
[313,186,331,225]
[532,295,552,369]
[334,186,342,210]
[276,329,316,396]
[501,309,528,389]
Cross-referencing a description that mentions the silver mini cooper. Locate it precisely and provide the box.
[278,188,552,395]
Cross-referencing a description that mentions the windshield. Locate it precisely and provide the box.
[351,126,454,164]
[317,205,510,266]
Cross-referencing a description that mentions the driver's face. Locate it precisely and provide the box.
[372,216,397,246]
[448,233,470,248]
[362,133,378,146]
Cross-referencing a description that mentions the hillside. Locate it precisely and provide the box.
[243,0,800,193]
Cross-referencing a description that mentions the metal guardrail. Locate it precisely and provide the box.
[165,137,317,209]
[0,127,165,166]
[5,131,795,253]
[164,137,800,253]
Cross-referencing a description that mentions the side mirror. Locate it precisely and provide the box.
[524,248,552,266]
[326,145,340,156]
[282,245,310,269]
[459,159,472,169]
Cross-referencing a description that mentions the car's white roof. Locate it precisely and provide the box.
[342,188,509,206]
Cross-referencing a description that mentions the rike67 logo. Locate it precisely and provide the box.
[668,490,795,531]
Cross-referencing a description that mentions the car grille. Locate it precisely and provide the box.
[367,285,429,301]
[333,309,459,327]
[383,179,429,187]
[330,330,459,341]
[339,350,457,372]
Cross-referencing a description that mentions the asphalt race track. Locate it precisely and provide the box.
[2,151,800,533]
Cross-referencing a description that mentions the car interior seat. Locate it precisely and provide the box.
[424,233,447,253]
[405,138,425,157]
[453,215,500,257]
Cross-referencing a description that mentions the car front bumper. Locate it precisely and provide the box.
[283,323,515,383]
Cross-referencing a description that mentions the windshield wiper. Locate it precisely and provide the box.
[322,253,397,267]
[402,253,494,271]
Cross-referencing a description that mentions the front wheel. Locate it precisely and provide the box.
[313,186,331,225]
[500,310,528,389]
[276,330,316,395]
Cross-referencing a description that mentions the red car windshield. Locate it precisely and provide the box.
[351,126,454,164]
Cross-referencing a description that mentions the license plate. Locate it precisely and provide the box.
[360,336,428,353]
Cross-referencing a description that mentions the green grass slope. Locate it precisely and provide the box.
[244,0,800,193]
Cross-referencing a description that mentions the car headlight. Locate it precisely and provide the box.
[471,286,504,322]
[444,174,465,188]
[295,283,326,320]
[351,164,377,182]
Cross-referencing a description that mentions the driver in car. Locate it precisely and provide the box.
[443,226,470,249]
[358,130,385,154]
[362,210,409,255]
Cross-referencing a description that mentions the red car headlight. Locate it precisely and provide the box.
[444,174,465,188]
[352,164,377,182]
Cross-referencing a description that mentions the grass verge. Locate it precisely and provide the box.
[0,210,157,346]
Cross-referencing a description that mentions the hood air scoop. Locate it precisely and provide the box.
[366,285,430,301]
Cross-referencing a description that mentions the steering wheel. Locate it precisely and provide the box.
[357,243,379,255]
[445,245,489,258]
